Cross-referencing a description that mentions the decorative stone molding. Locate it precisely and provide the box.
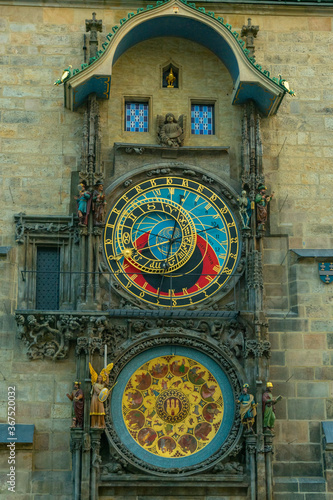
[104,334,243,476]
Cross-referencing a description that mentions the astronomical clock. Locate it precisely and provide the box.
[101,167,247,477]
[103,172,242,310]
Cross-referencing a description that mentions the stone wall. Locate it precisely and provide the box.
[0,1,333,498]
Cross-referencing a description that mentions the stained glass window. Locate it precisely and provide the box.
[191,104,214,135]
[125,102,149,132]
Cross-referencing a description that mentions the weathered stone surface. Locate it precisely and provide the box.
[287,399,325,420]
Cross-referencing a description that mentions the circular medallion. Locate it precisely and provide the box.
[104,176,241,308]
[121,355,224,458]
[155,389,190,424]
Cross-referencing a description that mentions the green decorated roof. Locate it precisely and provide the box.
[64,0,294,116]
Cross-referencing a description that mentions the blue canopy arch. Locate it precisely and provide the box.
[65,0,286,116]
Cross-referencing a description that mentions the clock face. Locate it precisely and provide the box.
[104,176,240,308]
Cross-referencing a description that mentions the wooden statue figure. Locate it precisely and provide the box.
[157,113,186,148]
[255,184,274,230]
[237,383,257,432]
[262,382,282,432]
[92,181,106,226]
[66,381,84,428]
[238,190,252,229]
[75,182,91,226]
[89,362,113,428]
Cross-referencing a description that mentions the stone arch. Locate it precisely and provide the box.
[65,0,285,116]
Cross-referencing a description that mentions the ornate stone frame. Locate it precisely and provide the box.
[102,163,246,311]
[104,332,244,476]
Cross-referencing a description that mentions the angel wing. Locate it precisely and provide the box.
[89,362,98,385]
[100,362,114,382]
[156,114,166,141]
[177,114,186,146]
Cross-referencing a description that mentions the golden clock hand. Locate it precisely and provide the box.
[173,225,216,243]
[157,195,185,298]
[133,227,172,242]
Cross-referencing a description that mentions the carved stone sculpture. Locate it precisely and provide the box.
[66,381,84,428]
[157,113,185,147]
[89,362,113,428]
[237,383,257,432]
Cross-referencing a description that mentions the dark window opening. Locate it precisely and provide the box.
[36,247,60,310]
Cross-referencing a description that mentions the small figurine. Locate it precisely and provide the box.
[92,182,107,226]
[237,383,257,432]
[89,362,114,428]
[262,382,282,432]
[157,113,185,148]
[54,65,72,86]
[75,182,91,226]
[238,190,252,229]
[66,381,84,428]
[255,184,274,230]
[166,68,176,88]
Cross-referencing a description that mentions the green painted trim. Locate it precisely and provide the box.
[67,0,294,96]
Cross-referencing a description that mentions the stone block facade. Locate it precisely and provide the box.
[0,0,332,498]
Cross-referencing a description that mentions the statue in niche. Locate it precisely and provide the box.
[166,68,176,88]
[75,182,91,226]
[89,362,114,428]
[237,383,257,432]
[92,182,106,226]
[66,381,84,428]
[238,190,252,229]
[157,113,185,148]
[255,184,274,230]
[262,382,282,432]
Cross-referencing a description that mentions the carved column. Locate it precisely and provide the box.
[76,336,103,500]
[78,94,104,310]
[85,13,102,60]
[70,429,83,500]
[246,435,257,500]
[264,432,274,500]
[90,429,103,500]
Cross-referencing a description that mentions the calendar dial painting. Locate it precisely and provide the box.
[122,355,224,458]
[104,176,241,308]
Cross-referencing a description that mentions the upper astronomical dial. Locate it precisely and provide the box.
[104,176,241,308]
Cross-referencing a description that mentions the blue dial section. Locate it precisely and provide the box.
[104,177,241,308]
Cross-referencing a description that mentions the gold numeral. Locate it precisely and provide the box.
[182,179,188,187]
[150,179,157,187]
[166,177,173,185]
[213,265,221,273]
[182,287,188,295]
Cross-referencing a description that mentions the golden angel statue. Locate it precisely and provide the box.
[157,113,186,148]
[89,362,113,428]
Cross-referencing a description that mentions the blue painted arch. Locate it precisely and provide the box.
[113,16,240,83]
[65,0,285,115]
